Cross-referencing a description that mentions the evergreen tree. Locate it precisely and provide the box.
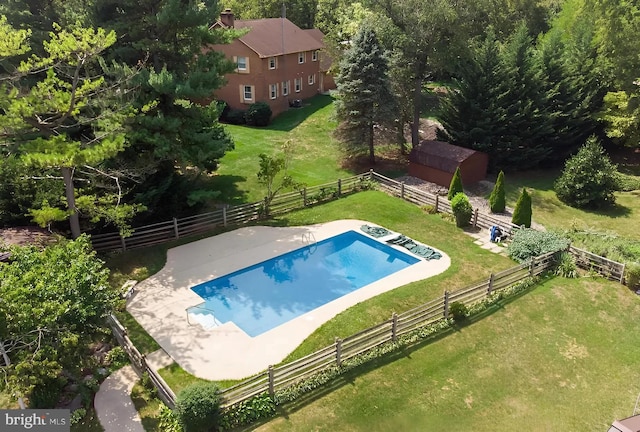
[512,188,532,227]
[95,0,235,217]
[489,170,506,213]
[554,136,618,209]
[335,24,397,164]
[448,167,464,200]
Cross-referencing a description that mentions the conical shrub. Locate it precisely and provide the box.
[448,167,463,200]
[512,188,532,227]
[489,171,506,213]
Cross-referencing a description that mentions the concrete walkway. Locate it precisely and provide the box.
[465,228,507,255]
[94,365,145,432]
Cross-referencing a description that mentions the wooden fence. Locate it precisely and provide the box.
[216,250,556,408]
[570,245,625,283]
[90,174,370,252]
[106,314,177,408]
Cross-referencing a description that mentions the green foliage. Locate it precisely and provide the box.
[175,382,221,432]
[158,404,182,432]
[450,192,472,227]
[105,347,129,371]
[511,188,532,227]
[448,301,468,323]
[245,102,272,127]
[507,228,570,263]
[421,204,438,214]
[0,236,117,402]
[220,393,276,430]
[335,23,397,164]
[554,137,619,209]
[70,408,87,426]
[225,109,247,125]
[624,262,640,288]
[28,201,68,229]
[554,251,578,278]
[599,90,640,148]
[615,172,640,192]
[448,167,464,200]
[257,143,301,215]
[489,171,506,213]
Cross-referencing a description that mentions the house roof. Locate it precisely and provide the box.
[233,18,324,58]
[304,29,332,71]
[409,140,480,173]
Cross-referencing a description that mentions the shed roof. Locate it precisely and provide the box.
[409,140,479,174]
[233,18,324,58]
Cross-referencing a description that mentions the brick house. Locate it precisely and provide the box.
[210,10,335,117]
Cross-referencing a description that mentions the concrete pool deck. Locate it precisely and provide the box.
[126,219,450,380]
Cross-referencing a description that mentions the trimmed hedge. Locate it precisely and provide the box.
[489,171,506,213]
[512,188,532,228]
[448,167,463,200]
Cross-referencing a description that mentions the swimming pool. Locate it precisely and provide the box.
[188,230,420,337]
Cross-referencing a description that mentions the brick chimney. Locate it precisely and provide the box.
[220,9,234,28]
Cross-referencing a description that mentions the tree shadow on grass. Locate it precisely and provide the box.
[581,202,633,219]
[265,95,334,132]
[207,174,248,205]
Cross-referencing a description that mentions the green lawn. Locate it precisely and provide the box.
[257,276,640,431]
[213,94,353,204]
[506,170,640,240]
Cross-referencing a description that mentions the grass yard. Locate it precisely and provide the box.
[257,276,640,431]
[214,94,353,204]
[506,170,640,240]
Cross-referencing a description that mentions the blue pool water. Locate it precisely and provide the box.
[188,230,419,337]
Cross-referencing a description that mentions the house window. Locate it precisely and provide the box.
[282,80,290,96]
[269,57,277,69]
[243,85,253,101]
[308,74,315,85]
[270,83,278,99]
[298,52,305,64]
[295,78,302,92]
[312,50,318,61]
[237,57,248,71]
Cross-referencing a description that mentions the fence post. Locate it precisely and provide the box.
[443,291,450,320]
[303,188,307,206]
[435,194,439,213]
[473,208,478,228]
[369,168,373,180]
[529,256,536,277]
[488,273,494,296]
[391,313,398,342]
[223,205,228,227]
[338,179,342,196]
[620,263,626,284]
[401,182,405,199]
[268,365,275,397]
[120,235,127,252]
[335,337,342,367]
[173,217,179,239]
[264,197,269,217]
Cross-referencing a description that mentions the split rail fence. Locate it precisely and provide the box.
[215,251,555,408]
[107,314,177,408]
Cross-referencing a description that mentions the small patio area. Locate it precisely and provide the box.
[126,219,450,380]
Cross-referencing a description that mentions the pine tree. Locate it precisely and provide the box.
[448,167,464,200]
[489,171,506,213]
[95,0,236,216]
[335,24,397,164]
[512,188,532,227]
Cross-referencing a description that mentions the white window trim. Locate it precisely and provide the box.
[243,85,253,101]
[312,50,318,61]
[295,78,302,92]
[270,83,278,99]
[237,56,248,71]
[269,57,277,70]
[308,74,315,85]
[298,52,305,64]
[282,80,290,96]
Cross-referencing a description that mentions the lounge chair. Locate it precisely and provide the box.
[360,224,392,238]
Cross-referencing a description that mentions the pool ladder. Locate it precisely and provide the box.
[301,231,317,254]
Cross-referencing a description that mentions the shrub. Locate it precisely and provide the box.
[507,228,570,263]
[448,301,468,323]
[245,102,272,126]
[554,136,618,208]
[175,382,221,432]
[421,204,438,214]
[448,167,464,200]
[226,109,247,125]
[158,404,182,432]
[489,171,506,213]
[554,251,578,278]
[451,192,472,227]
[511,188,532,228]
[70,408,87,425]
[105,346,129,371]
[625,262,640,288]
[615,172,640,192]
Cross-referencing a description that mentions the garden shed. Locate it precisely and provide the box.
[408,140,488,188]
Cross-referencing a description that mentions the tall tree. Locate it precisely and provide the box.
[334,24,396,164]
[95,0,236,218]
[0,19,141,237]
